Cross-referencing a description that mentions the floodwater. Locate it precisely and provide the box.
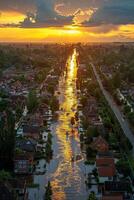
[31,49,88,200]
[50,49,88,200]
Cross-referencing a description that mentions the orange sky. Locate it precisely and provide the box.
[0,11,134,42]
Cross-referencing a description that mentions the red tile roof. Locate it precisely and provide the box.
[96,158,114,166]
[96,156,116,177]
[98,166,116,177]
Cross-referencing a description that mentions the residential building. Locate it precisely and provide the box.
[14,153,34,174]
[96,152,116,183]
[16,138,37,153]
[90,136,109,152]
[23,125,40,140]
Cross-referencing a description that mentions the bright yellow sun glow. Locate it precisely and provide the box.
[51,48,79,200]
[0,27,82,43]
[0,15,134,43]
[0,11,25,24]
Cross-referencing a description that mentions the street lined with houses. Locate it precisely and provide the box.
[90,62,134,152]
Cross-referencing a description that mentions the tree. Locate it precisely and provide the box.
[124,105,131,114]
[0,170,11,181]
[88,191,97,200]
[112,72,121,89]
[50,96,59,113]
[27,90,38,113]
[116,158,131,177]
[0,110,15,170]
[44,181,52,200]
[128,112,134,124]
[16,105,23,120]
[86,127,99,138]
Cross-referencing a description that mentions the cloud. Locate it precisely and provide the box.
[0,0,134,28]
[0,0,35,13]
[82,0,134,26]
[0,0,74,27]
[20,0,74,27]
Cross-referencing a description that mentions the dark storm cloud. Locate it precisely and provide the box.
[0,0,134,27]
[21,0,73,27]
[0,0,35,13]
[0,0,73,27]
[82,0,134,26]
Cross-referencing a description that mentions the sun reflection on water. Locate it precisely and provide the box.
[51,49,82,200]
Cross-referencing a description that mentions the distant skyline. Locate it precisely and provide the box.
[0,0,134,42]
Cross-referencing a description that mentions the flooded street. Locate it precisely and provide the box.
[32,49,88,200]
[50,49,88,200]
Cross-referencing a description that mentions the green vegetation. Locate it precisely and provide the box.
[15,105,23,121]
[84,160,95,165]
[45,133,53,162]
[0,110,15,170]
[86,126,99,138]
[44,181,52,200]
[86,147,97,161]
[85,174,92,189]
[27,89,38,113]
[128,112,134,125]
[50,96,59,113]
[92,168,99,183]
[116,158,131,177]
[27,183,39,188]
[35,69,49,84]
[0,170,11,181]
[103,72,121,94]
[88,191,97,200]
[0,89,9,98]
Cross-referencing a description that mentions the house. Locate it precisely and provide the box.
[16,138,37,153]
[101,181,131,199]
[90,136,109,152]
[104,181,131,193]
[96,152,116,183]
[28,113,44,127]
[16,127,23,137]
[23,125,40,140]
[84,97,103,127]
[14,153,34,174]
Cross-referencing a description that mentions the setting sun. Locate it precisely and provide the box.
[0,27,82,43]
